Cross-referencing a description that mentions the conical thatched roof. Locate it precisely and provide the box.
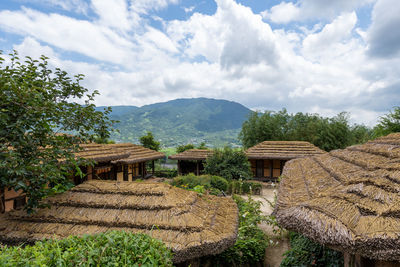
[169,149,214,161]
[0,180,238,263]
[246,141,325,160]
[274,133,400,261]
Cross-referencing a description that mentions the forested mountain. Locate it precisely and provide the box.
[98,98,252,147]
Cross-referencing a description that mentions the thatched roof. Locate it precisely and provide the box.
[0,180,238,263]
[169,149,214,161]
[246,141,325,160]
[109,143,165,164]
[274,133,400,261]
[74,143,164,164]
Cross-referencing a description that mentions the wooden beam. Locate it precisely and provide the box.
[177,160,181,176]
[196,160,200,176]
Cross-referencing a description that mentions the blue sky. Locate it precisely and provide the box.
[0,0,399,126]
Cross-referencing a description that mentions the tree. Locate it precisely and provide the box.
[204,147,252,180]
[0,51,115,212]
[373,107,400,137]
[176,143,195,153]
[139,131,160,151]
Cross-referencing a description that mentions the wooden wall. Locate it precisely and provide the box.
[250,159,286,180]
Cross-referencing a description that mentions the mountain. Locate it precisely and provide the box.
[99,98,252,147]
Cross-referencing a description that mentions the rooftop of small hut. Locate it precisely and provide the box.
[169,149,214,161]
[245,141,325,160]
[0,180,238,263]
[74,143,164,163]
[274,133,400,261]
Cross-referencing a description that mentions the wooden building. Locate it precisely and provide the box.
[169,149,213,175]
[245,141,325,181]
[274,133,400,266]
[1,143,164,212]
[0,180,238,264]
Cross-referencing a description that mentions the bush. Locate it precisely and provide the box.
[210,195,270,266]
[0,231,173,266]
[170,174,229,196]
[204,147,252,180]
[228,180,262,195]
[280,232,343,267]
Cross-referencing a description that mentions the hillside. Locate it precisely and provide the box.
[98,98,252,147]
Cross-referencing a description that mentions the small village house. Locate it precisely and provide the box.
[245,141,325,181]
[1,143,164,212]
[274,133,400,266]
[169,149,213,175]
[0,180,238,264]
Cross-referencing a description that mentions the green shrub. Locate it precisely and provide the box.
[170,174,229,195]
[228,180,262,195]
[210,175,229,191]
[0,231,173,266]
[280,232,343,267]
[210,195,270,266]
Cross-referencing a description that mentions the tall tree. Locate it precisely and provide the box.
[139,131,160,151]
[373,107,400,137]
[0,51,115,212]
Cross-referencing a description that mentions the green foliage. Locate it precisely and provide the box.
[0,231,173,266]
[139,131,160,151]
[228,180,262,195]
[239,109,373,151]
[0,51,115,212]
[373,106,400,137]
[197,142,207,149]
[204,147,252,180]
[170,174,228,195]
[176,143,195,153]
[280,232,343,267]
[211,195,270,266]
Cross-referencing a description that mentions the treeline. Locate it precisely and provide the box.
[239,108,399,151]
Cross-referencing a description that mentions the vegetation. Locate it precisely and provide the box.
[204,147,252,180]
[106,98,251,147]
[211,195,270,266]
[170,174,229,195]
[176,142,208,153]
[0,51,114,212]
[0,231,173,266]
[239,109,372,151]
[228,180,262,195]
[280,232,343,267]
[373,106,400,137]
[139,131,160,151]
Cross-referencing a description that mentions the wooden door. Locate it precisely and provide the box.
[256,160,264,178]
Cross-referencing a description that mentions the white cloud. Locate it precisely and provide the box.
[264,0,374,24]
[91,0,131,31]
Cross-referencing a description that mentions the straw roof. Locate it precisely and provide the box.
[73,143,164,164]
[245,141,325,160]
[109,143,164,164]
[274,133,400,261]
[169,149,214,161]
[0,180,238,263]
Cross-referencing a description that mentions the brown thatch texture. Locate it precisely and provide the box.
[245,141,325,160]
[74,143,164,164]
[169,149,213,161]
[109,143,165,164]
[274,133,400,261]
[0,180,238,263]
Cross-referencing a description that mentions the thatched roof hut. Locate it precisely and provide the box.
[0,180,238,263]
[109,143,165,164]
[245,141,325,160]
[245,141,325,181]
[169,149,213,161]
[169,149,214,176]
[274,133,400,265]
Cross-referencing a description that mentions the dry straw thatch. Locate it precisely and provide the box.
[274,133,400,261]
[0,180,238,263]
[73,143,164,164]
[169,149,214,161]
[246,141,325,160]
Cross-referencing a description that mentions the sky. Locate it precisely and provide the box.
[0,0,399,126]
